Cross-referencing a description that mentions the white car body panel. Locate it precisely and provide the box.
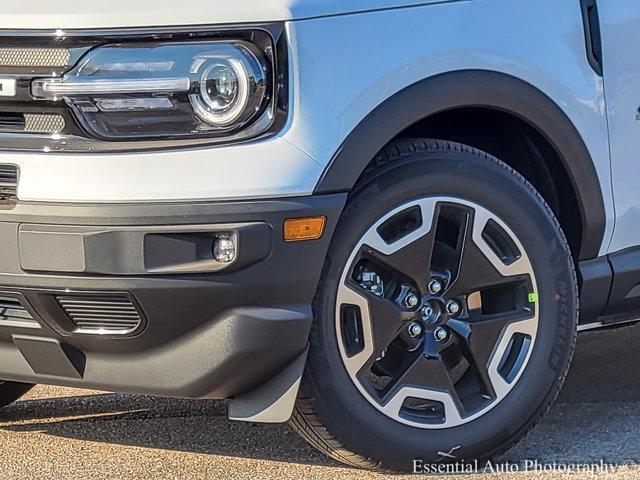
[0,0,439,29]
[0,0,618,255]
[598,0,640,252]
[8,138,324,203]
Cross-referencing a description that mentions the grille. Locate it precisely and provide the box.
[0,295,40,329]
[24,114,66,133]
[0,113,24,131]
[0,164,17,184]
[0,164,18,204]
[0,47,71,68]
[57,294,144,335]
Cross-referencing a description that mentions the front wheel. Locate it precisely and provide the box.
[290,139,578,471]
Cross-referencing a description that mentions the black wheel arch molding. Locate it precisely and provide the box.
[314,69,607,261]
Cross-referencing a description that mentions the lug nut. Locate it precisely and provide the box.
[434,326,448,342]
[428,279,443,294]
[446,300,461,316]
[408,322,423,338]
[404,293,419,308]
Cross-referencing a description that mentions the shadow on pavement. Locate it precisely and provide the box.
[1,323,640,468]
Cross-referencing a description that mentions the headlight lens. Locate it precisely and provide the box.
[190,57,248,127]
[31,41,270,141]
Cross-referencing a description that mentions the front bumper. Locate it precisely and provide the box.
[0,193,345,399]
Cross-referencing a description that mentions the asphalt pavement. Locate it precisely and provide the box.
[0,323,639,479]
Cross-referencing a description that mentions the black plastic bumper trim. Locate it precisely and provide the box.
[577,256,612,324]
[0,193,347,399]
[12,335,85,379]
[1,306,310,397]
[18,222,272,275]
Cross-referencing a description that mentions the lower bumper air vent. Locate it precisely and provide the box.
[56,294,144,335]
[0,164,18,206]
[0,113,25,131]
[0,294,40,329]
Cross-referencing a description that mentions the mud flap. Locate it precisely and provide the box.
[228,345,308,423]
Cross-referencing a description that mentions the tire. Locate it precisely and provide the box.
[0,381,34,409]
[290,139,578,472]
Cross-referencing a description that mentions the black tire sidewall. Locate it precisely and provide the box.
[305,148,577,470]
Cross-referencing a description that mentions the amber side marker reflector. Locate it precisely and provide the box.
[284,216,327,242]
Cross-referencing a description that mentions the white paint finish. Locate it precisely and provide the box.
[597,1,640,252]
[285,0,614,254]
[7,137,323,202]
[0,0,450,29]
[0,0,614,244]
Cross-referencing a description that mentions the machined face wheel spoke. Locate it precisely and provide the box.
[446,245,511,298]
[347,282,414,361]
[379,335,470,415]
[448,308,534,396]
[383,342,457,397]
[448,316,511,374]
[337,283,413,377]
[442,206,531,299]
[362,231,436,292]
[349,199,439,294]
[336,197,538,429]
[426,204,471,290]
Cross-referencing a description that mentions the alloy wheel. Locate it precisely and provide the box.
[335,197,538,429]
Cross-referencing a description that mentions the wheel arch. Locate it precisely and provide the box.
[314,70,605,261]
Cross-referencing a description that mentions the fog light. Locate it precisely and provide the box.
[213,233,237,263]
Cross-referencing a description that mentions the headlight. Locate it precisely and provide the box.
[31,41,270,140]
[190,56,250,127]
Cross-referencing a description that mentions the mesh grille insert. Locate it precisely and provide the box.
[0,47,71,67]
[56,294,144,335]
[24,114,66,134]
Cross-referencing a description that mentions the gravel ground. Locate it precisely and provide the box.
[0,323,639,479]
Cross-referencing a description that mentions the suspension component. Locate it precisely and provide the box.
[357,268,384,297]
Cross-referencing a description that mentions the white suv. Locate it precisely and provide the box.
[0,0,638,471]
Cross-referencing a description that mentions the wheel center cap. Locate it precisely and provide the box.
[421,299,445,325]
